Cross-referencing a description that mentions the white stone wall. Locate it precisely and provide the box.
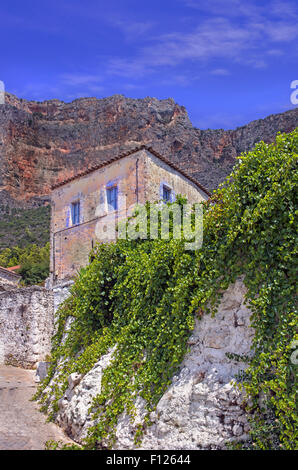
[50,279,254,449]
[53,281,73,314]
[0,287,54,368]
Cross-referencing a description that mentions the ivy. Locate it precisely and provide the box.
[36,129,297,450]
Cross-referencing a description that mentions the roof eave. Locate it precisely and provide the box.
[51,144,211,198]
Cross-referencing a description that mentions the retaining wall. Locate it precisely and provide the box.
[0,286,54,368]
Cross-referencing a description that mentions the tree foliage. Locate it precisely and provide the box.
[0,242,50,285]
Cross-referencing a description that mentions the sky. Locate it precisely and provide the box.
[0,0,297,129]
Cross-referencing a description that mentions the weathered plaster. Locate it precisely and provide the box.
[51,149,208,284]
[144,150,207,204]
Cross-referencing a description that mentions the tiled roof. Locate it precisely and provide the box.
[51,145,211,197]
[6,265,21,272]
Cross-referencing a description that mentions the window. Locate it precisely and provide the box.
[162,185,172,203]
[71,201,80,225]
[107,186,118,211]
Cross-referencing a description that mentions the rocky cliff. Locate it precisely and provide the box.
[0,93,297,208]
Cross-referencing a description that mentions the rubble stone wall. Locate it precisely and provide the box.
[0,286,54,368]
[48,279,254,449]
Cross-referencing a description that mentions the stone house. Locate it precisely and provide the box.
[50,145,210,286]
[0,265,21,291]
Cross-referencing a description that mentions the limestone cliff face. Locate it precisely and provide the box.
[0,93,297,207]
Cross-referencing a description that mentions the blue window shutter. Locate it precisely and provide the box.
[77,201,80,222]
[71,201,80,225]
[107,186,118,211]
[163,186,171,202]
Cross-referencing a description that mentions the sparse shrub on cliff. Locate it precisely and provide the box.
[36,129,297,450]
[0,205,50,250]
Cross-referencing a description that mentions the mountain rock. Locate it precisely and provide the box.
[0,93,297,207]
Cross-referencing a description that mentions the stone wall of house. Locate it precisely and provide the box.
[0,268,21,290]
[0,286,54,368]
[51,149,208,284]
[46,279,254,449]
[51,151,146,283]
[144,150,207,203]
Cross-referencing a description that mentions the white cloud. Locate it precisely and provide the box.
[183,0,298,21]
[211,68,230,76]
[194,111,247,129]
[112,19,154,39]
[107,18,251,77]
[60,74,104,86]
[105,1,298,79]
[159,74,197,86]
[267,49,283,56]
[12,73,106,102]
[107,58,155,78]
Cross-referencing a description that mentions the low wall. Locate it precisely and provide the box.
[53,281,73,314]
[0,286,54,368]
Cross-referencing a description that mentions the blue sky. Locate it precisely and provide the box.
[0,0,297,129]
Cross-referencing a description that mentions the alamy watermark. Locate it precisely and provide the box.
[0,339,4,363]
[290,80,298,105]
[0,80,5,105]
[94,198,204,251]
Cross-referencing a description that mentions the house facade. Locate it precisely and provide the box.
[0,266,21,291]
[50,146,210,285]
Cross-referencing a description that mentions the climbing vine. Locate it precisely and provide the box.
[36,129,297,450]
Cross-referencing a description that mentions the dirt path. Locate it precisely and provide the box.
[0,365,73,450]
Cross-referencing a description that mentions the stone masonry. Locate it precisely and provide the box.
[51,146,209,284]
[0,266,21,291]
[0,287,54,368]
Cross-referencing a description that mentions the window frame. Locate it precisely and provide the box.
[106,185,118,212]
[162,184,172,203]
[71,200,80,226]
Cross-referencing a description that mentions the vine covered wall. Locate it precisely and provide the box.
[37,129,297,450]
